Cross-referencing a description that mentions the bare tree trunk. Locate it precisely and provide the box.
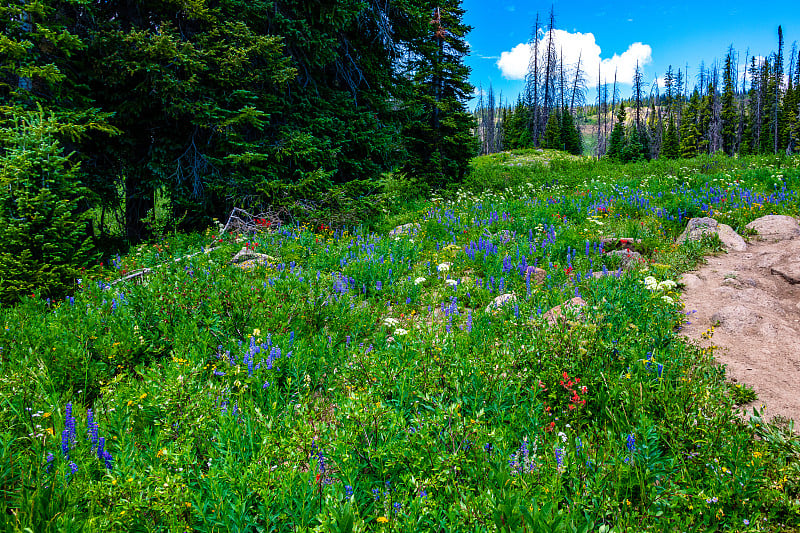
[525,13,541,145]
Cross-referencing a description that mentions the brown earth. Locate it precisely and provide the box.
[679,215,800,429]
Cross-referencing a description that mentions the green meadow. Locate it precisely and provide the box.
[3,151,800,532]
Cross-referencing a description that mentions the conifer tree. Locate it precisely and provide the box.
[401,1,477,189]
[661,113,680,159]
[680,91,701,158]
[560,108,582,155]
[721,47,738,155]
[542,110,562,149]
[606,103,627,161]
[0,111,99,304]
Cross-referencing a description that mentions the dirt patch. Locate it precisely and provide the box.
[679,216,800,429]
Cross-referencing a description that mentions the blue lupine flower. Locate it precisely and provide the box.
[626,433,636,453]
[419,489,428,499]
[555,447,564,470]
[69,461,78,475]
[345,485,353,497]
[65,403,76,444]
[61,429,70,457]
[87,409,99,452]
[393,502,402,513]
[372,488,381,501]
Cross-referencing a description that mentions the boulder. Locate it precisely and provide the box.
[746,215,800,242]
[607,249,644,270]
[389,223,420,237]
[542,297,587,325]
[525,266,548,283]
[485,293,517,314]
[600,237,645,254]
[771,262,800,284]
[677,217,746,252]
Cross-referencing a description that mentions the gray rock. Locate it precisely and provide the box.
[677,217,746,251]
[389,223,420,237]
[746,215,800,242]
[525,266,548,283]
[542,297,587,325]
[607,249,644,270]
[485,293,517,314]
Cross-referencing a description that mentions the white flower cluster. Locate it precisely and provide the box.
[642,276,677,305]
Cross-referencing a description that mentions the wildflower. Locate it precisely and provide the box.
[393,502,402,513]
[661,295,674,305]
[657,280,676,290]
[414,277,426,285]
[69,461,78,476]
[372,488,381,501]
[437,262,451,272]
[394,328,409,336]
[555,447,565,472]
[626,433,636,453]
[87,409,99,452]
[345,485,353,497]
[383,317,399,327]
[419,488,428,499]
[445,278,457,286]
[377,517,388,523]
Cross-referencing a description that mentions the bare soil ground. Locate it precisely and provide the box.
[679,220,800,429]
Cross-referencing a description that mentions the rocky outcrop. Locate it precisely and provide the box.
[485,293,516,314]
[389,223,420,237]
[542,297,587,325]
[746,215,800,242]
[677,217,747,252]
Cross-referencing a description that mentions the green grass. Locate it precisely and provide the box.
[2,153,800,531]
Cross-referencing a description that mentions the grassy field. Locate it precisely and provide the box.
[2,151,800,532]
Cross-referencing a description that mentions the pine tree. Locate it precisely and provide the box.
[680,91,701,158]
[560,108,582,155]
[606,103,627,161]
[542,110,562,149]
[0,110,100,304]
[661,113,680,159]
[401,2,477,189]
[721,47,738,155]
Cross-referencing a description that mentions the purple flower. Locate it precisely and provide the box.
[345,485,353,497]
[69,461,78,475]
[87,409,99,452]
[61,429,70,457]
[626,433,636,453]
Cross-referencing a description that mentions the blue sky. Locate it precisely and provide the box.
[462,0,800,107]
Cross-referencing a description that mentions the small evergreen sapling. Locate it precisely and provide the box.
[0,110,99,304]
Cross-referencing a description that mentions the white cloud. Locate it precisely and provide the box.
[496,30,652,87]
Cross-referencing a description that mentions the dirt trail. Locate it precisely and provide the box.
[679,215,800,428]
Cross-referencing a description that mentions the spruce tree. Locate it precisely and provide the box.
[401,1,477,189]
[0,111,99,304]
[680,92,701,158]
[542,110,562,150]
[661,113,680,159]
[721,47,738,155]
[606,103,627,161]
[559,108,582,154]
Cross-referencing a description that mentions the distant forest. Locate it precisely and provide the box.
[474,10,800,161]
